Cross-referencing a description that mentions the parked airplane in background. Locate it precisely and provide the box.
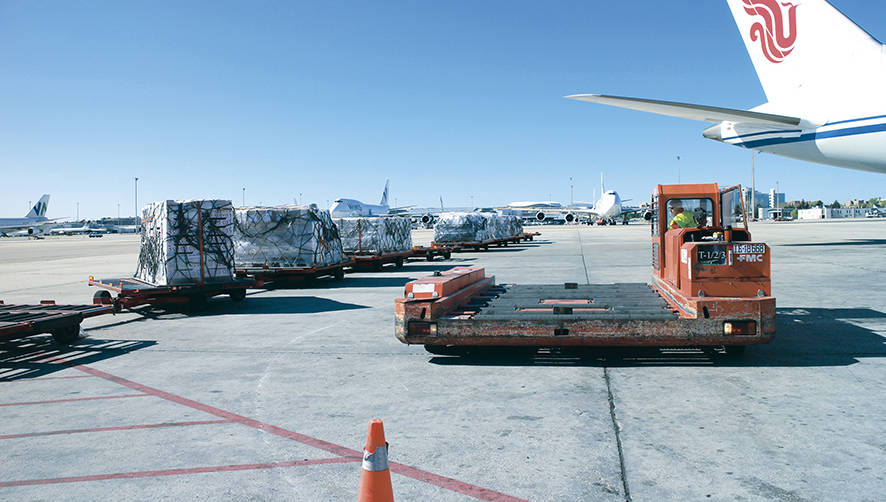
[569,0,886,174]
[49,224,108,236]
[328,180,412,218]
[0,195,58,237]
[503,175,649,225]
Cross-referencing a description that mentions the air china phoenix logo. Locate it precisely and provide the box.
[742,0,798,63]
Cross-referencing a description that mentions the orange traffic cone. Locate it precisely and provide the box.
[357,419,394,502]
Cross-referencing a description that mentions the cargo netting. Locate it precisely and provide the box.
[337,216,413,255]
[135,200,235,286]
[233,205,345,269]
[434,213,522,243]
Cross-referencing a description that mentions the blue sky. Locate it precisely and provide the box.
[1,0,884,219]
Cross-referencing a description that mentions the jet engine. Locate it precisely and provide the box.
[535,211,546,221]
[564,212,575,223]
[420,213,435,225]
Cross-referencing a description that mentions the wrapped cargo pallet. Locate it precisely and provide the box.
[233,205,345,268]
[135,200,235,286]
[337,216,413,255]
[481,214,521,239]
[483,214,510,240]
[433,212,491,243]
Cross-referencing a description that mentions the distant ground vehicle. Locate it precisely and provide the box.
[866,209,883,218]
[396,183,774,354]
[88,231,104,238]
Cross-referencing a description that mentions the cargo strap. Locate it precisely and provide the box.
[362,444,389,471]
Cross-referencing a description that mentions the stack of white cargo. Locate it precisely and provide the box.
[337,216,413,255]
[233,205,345,269]
[433,212,491,243]
[134,200,235,286]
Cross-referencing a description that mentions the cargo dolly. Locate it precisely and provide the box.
[442,235,523,252]
[521,232,541,241]
[89,276,254,310]
[0,300,113,344]
[395,183,775,354]
[410,244,456,261]
[346,249,415,271]
[234,259,352,288]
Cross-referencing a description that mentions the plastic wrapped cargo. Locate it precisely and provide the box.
[233,205,345,269]
[337,216,413,255]
[135,200,235,286]
[433,212,491,243]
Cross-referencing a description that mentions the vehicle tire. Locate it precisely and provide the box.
[334,268,345,280]
[188,295,207,312]
[51,324,82,345]
[443,251,451,260]
[228,289,247,302]
[93,290,113,304]
[424,344,468,355]
[426,254,434,262]
[395,257,404,268]
[483,245,489,251]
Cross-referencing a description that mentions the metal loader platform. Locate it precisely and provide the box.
[89,276,254,310]
[0,301,113,344]
[395,266,774,351]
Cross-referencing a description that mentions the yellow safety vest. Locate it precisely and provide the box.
[670,210,698,228]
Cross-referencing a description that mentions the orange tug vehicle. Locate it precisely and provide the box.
[395,183,775,354]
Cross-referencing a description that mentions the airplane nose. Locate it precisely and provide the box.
[702,124,722,141]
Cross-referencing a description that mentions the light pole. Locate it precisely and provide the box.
[751,151,756,219]
[470,195,473,208]
[117,203,120,220]
[76,202,79,222]
[134,177,139,220]
[242,187,245,207]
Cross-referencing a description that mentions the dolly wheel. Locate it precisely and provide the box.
[724,345,746,357]
[426,254,434,262]
[228,289,247,302]
[51,324,82,345]
[334,268,345,280]
[443,251,451,260]
[93,290,113,305]
[483,245,489,251]
[395,257,405,268]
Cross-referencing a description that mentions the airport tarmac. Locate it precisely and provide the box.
[1,221,885,501]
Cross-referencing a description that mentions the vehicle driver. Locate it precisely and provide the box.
[668,200,699,229]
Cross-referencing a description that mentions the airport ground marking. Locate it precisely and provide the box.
[37,361,529,501]
[0,419,233,440]
[0,457,359,488]
[0,393,148,407]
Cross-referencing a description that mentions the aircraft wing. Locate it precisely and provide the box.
[566,94,802,127]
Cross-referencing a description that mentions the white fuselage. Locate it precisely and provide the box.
[709,113,886,173]
[329,198,390,218]
[593,191,622,220]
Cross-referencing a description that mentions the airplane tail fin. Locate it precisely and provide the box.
[26,195,50,218]
[726,0,884,108]
[380,179,390,206]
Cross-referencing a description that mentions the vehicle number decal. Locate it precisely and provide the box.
[697,245,727,265]
[733,243,765,254]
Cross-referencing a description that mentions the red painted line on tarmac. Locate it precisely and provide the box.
[0,375,95,383]
[40,361,527,501]
[0,419,232,440]
[0,457,359,488]
[0,393,148,407]
[389,462,527,502]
